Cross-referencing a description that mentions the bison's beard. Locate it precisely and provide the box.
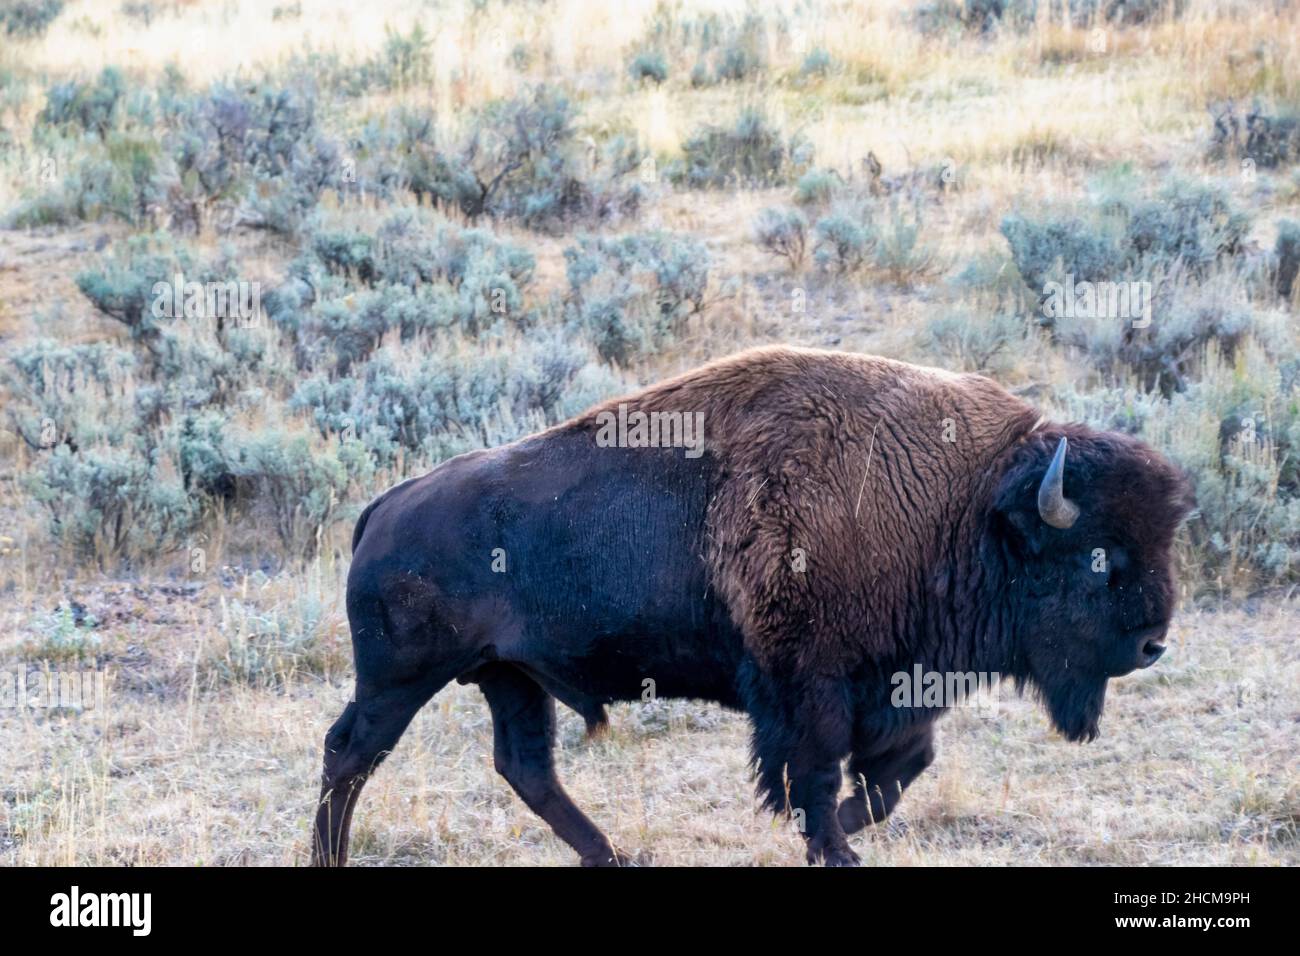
[1036,674,1108,743]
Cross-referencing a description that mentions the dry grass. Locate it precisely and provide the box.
[1,575,1295,865]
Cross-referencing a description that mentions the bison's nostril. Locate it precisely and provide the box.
[1140,640,1166,666]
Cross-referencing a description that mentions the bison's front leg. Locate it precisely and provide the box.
[790,759,860,866]
[748,672,859,866]
[837,723,935,835]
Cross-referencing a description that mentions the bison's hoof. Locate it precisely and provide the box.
[805,838,861,867]
[581,846,636,867]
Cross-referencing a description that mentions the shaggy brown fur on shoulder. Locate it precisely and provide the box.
[574,346,1042,674]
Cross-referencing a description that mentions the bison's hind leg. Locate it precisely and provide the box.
[311,666,462,867]
[476,663,626,866]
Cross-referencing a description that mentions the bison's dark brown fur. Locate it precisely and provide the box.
[312,346,1194,866]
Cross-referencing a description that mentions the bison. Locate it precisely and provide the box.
[311,345,1194,866]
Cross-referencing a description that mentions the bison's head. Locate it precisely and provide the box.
[990,428,1195,742]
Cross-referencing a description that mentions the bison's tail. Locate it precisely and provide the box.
[350,496,383,555]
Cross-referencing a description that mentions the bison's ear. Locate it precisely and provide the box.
[991,437,1084,556]
[991,500,1050,559]
[990,461,1056,559]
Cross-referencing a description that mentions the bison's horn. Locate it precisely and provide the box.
[1037,437,1080,530]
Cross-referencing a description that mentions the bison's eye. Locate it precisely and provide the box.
[1084,545,1128,589]
[1085,553,1111,589]
[1103,547,1131,589]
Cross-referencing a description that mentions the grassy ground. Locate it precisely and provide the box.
[1,573,1295,865]
[1,0,1298,865]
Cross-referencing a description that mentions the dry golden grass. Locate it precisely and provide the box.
[1,573,1295,865]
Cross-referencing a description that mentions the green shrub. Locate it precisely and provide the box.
[291,336,620,467]
[74,235,279,407]
[794,168,840,205]
[165,79,341,234]
[1125,181,1251,274]
[159,325,281,409]
[1053,269,1287,395]
[754,206,808,270]
[310,229,379,284]
[85,132,161,223]
[473,84,576,211]
[1001,181,1253,300]
[18,74,341,233]
[21,603,102,663]
[9,85,162,227]
[38,67,126,138]
[311,212,534,294]
[377,23,432,90]
[918,309,1029,376]
[629,51,668,85]
[19,132,161,226]
[302,288,422,374]
[1000,212,1127,296]
[293,216,537,371]
[362,88,643,230]
[287,23,433,95]
[216,429,357,560]
[949,248,1035,305]
[2,340,138,450]
[469,86,645,229]
[26,444,196,568]
[1273,220,1299,300]
[637,7,767,86]
[76,233,192,348]
[2,0,64,38]
[176,410,235,499]
[564,232,709,365]
[713,15,767,83]
[674,107,812,188]
[1209,101,1300,170]
[209,581,344,688]
[1243,109,1300,169]
[800,48,834,78]
[73,233,240,367]
[813,206,875,273]
[348,105,481,210]
[873,198,939,285]
[121,1,163,26]
[912,0,1012,37]
[1000,181,1266,394]
[913,0,1182,36]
